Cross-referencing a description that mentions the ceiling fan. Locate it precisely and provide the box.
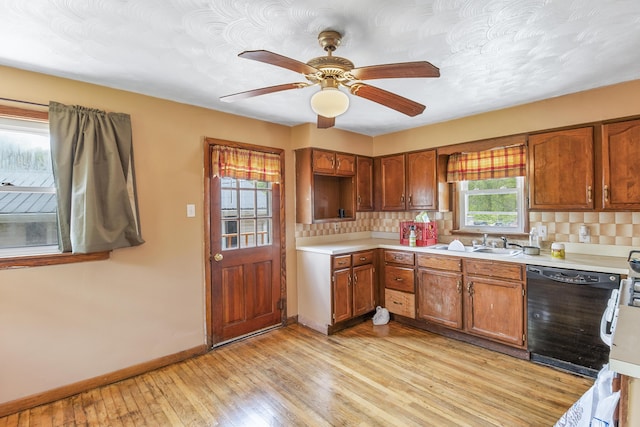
[220,30,440,129]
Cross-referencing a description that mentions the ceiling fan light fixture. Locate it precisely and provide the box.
[310,87,349,118]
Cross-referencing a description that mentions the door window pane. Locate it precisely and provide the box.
[220,178,273,251]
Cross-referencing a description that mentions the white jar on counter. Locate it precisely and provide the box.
[551,242,565,259]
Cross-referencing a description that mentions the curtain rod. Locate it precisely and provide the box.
[0,97,48,107]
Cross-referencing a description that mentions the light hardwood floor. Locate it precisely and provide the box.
[0,321,593,426]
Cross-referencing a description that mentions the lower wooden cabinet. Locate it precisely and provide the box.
[383,249,416,319]
[332,250,376,324]
[414,253,526,349]
[463,259,525,347]
[297,249,376,335]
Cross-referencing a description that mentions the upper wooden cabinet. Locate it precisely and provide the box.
[602,119,640,210]
[356,156,374,212]
[296,148,355,224]
[375,149,438,211]
[528,127,594,210]
[406,150,437,210]
[312,149,356,176]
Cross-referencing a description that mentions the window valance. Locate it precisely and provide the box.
[211,146,281,183]
[446,145,526,182]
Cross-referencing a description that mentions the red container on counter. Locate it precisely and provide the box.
[400,221,437,246]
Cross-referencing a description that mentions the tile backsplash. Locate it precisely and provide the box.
[295,211,640,247]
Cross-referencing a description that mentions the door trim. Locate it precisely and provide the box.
[203,138,287,348]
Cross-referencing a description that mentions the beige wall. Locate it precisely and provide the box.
[3,62,640,407]
[0,65,298,404]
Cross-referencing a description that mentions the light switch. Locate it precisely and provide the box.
[186,204,196,217]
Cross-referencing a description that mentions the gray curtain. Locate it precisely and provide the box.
[49,101,144,253]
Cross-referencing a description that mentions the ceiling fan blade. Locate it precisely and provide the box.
[239,50,319,75]
[349,61,440,80]
[317,115,335,129]
[350,83,426,117]
[220,82,311,102]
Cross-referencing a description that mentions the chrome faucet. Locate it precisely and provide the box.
[482,233,488,246]
[501,236,508,248]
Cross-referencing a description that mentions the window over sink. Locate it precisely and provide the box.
[457,176,526,234]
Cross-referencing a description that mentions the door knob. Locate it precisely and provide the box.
[213,253,223,262]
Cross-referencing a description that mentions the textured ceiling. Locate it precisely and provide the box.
[1,0,639,136]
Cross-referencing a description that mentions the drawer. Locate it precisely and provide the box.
[384,250,415,266]
[352,250,375,267]
[385,265,415,292]
[417,254,462,272]
[332,254,352,270]
[385,289,416,318]
[464,259,523,281]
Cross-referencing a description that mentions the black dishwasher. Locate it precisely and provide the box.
[526,265,620,377]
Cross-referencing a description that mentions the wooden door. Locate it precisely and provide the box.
[207,143,284,346]
[377,154,406,211]
[356,156,374,211]
[406,150,437,210]
[417,268,463,329]
[602,119,640,209]
[352,264,375,316]
[333,268,352,323]
[528,127,594,210]
[464,276,524,347]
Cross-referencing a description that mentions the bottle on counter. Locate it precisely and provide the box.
[551,242,565,259]
[409,226,417,247]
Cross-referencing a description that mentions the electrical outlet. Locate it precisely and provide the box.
[538,225,547,240]
[186,204,195,217]
[334,222,339,232]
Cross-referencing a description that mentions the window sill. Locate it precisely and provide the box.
[0,251,110,270]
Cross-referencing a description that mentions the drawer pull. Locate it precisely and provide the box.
[393,301,403,305]
[394,277,404,281]
[359,257,367,261]
[338,260,347,265]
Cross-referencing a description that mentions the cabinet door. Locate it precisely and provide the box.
[417,268,463,329]
[379,154,406,210]
[332,269,352,323]
[353,264,375,316]
[464,276,524,347]
[335,153,356,176]
[528,127,594,210]
[602,119,640,210]
[406,150,437,210]
[356,156,374,211]
[312,149,336,174]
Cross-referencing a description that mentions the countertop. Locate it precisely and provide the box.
[296,236,630,275]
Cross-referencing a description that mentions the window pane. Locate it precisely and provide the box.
[240,219,256,248]
[220,177,236,188]
[221,220,238,250]
[0,117,58,251]
[458,177,524,233]
[239,190,255,218]
[239,180,256,189]
[256,189,271,217]
[257,218,271,246]
[221,189,238,218]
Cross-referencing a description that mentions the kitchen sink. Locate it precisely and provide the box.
[473,247,522,256]
[429,244,521,256]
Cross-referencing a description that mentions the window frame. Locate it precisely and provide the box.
[0,104,109,268]
[456,176,527,235]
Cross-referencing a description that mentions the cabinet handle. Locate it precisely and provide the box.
[587,185,592,203]
[348,275,352,287]
[359,257,367,261]
[336,158,341,169]
[353,273,358,284]
[457,280,462,294]
[394,277,404,281]
[604,185,609,202]
[401,194,405,203]
[408,195,412,206]
[357,195,361,204]
[467,282,474,296]
[393,301,402,305]
[338,260,347,265]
